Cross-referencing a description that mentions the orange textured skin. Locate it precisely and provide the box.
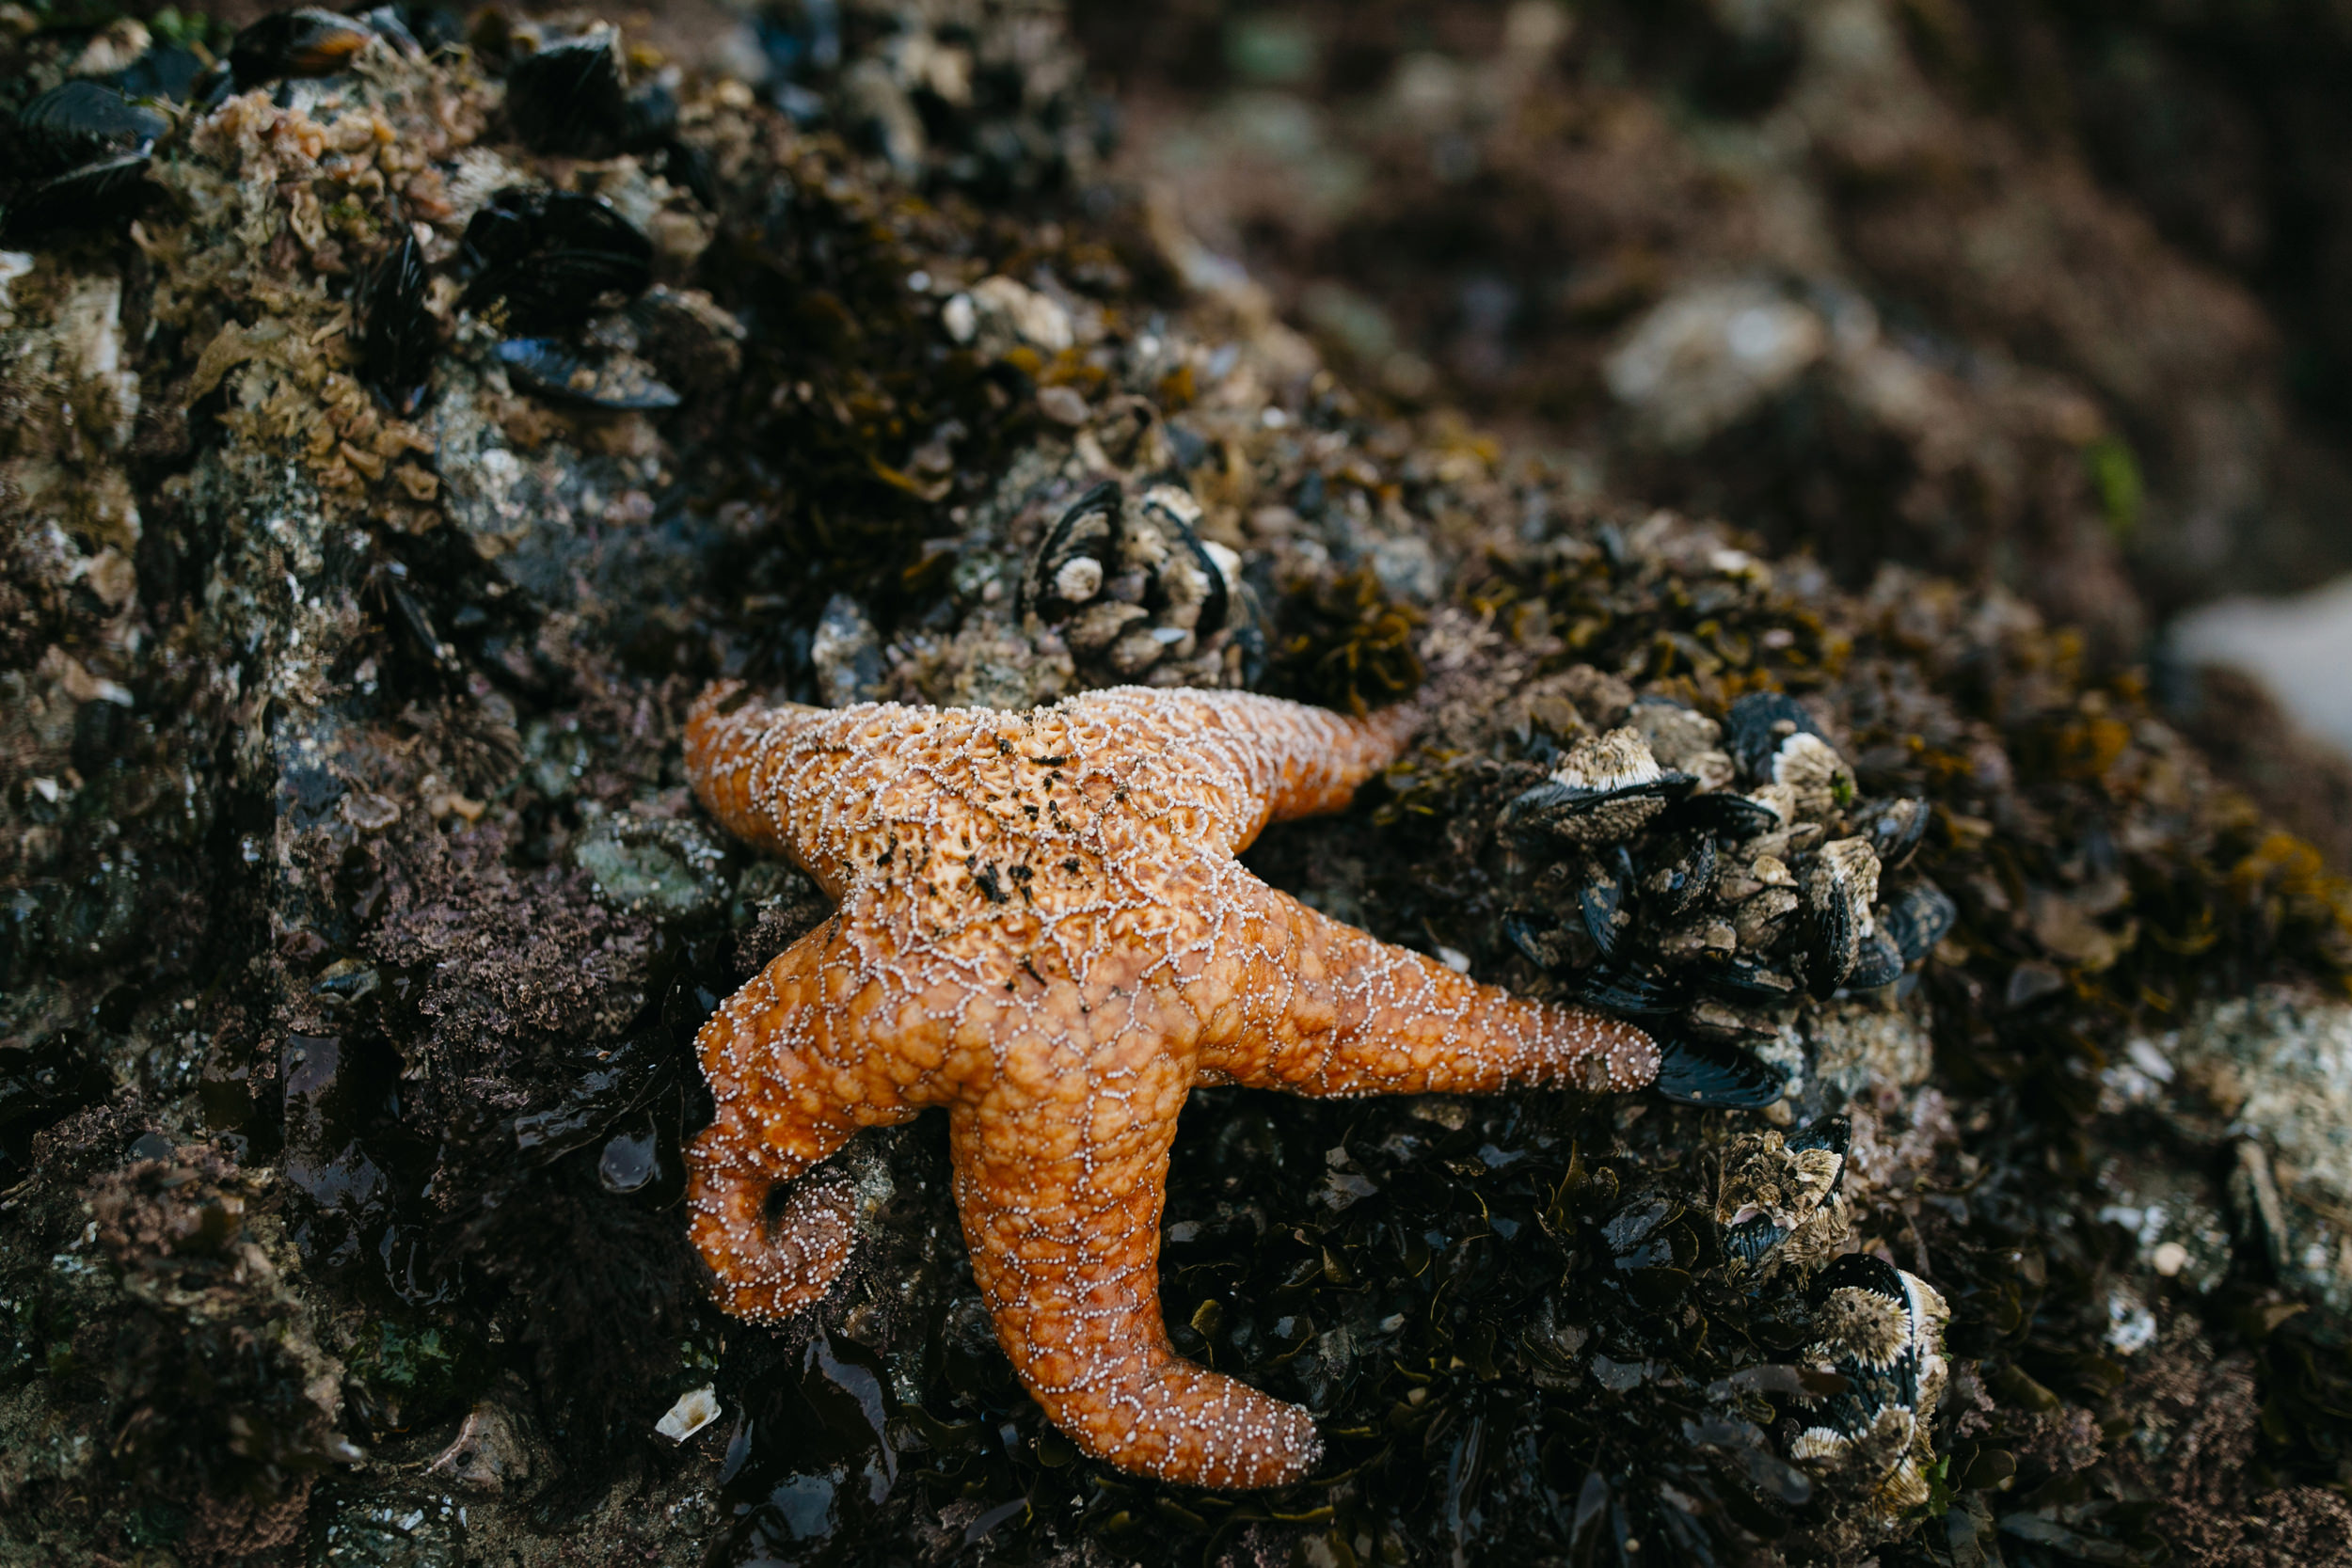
[682,681,1659,1489]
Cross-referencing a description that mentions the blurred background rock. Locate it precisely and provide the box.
[1065,0,2352,864]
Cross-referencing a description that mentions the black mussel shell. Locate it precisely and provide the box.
[497,338,681,410]
[1725,1116,1850,1264]
[507,30,626,155]
[1652,1036,1788,1108]
[1136,484,1230,641]
[1726,691,1822,784]
[663,138,718,210]
[1022,481,1121,621]
[1800,839,1878,999]
[1847,930,1905,990]
[1575,960,1681,1018]
[228,8,377,89]
[506,27,678,159]
[349,7,427,58]
[0,154,153,248]
[1578,849,1632,958]
[360,234,435,415]
[383,6,468,53]
[1502,772,1698,845]
[1882,880,1956,965]
[623,78,681,150]
[1684,998,1783,1043]
[1018,481,1231,670]
[459,188,654,335]
[1857,797,1931,870]
[10,82,165,179]
[1802,1253,1931,1439]
[1724,1211,1786,1265]
[1502,909,1571,972]
[1691,953,1800,1004]
[1808,1249,1907,1311]
[1639,830,1718,921]
[1787,1116,1850,1158]
[107,44,209,103]
[1661,789,1781,838]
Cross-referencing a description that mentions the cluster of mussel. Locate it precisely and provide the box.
[1498,689,1956,1107]
[1,8,703,420]
[361,16,702,418]
[372,182,687,419]
[0,8,421,248]
[1018,480,1251,687]
[1698,1117,1952,1517]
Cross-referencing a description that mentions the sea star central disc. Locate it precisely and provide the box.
[683,681,1658,1489]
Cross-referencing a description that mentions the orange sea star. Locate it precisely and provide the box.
[682,681,1659,1489]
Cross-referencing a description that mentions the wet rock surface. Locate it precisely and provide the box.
[0,6,2348,1568]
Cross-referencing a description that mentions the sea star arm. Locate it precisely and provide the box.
[686,924,917,1321]
[1200,878,1660,1096]
[948,1051,1321,1490]
[684,680,894,895]
[684,679,817,860]
[1095,689,1422,850]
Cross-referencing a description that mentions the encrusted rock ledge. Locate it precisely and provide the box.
[3,7,2349,1568]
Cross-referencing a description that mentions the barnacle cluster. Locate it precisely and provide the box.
[1017,478,1248,686]
[1497,684,1954,1102]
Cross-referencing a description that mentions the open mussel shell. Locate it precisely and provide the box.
[0,154,153,248]
[360,234,435,415]
[10,81,166,179]
[1789,1253,1949,1487]
[459,187,654,336]
[1018,480,1234,677]
[1652,1035,1788,1108]
[497,338,681,410]
[227,8,377,90]
[1725,691,1822,784]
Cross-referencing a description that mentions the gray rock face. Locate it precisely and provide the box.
[2109,985,2352,1311]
